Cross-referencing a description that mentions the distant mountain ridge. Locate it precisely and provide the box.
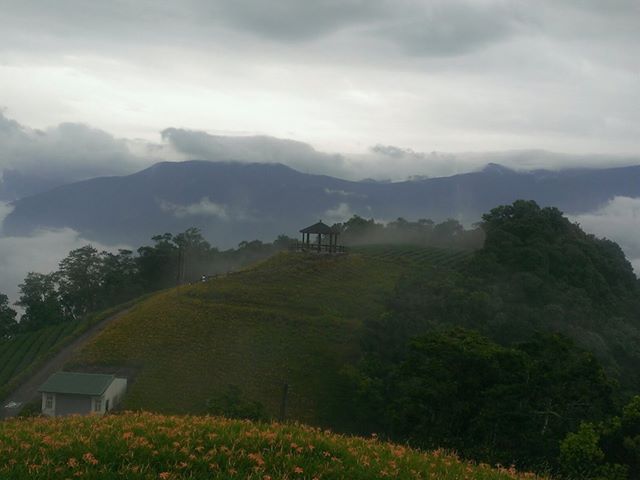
[3,160,640,247]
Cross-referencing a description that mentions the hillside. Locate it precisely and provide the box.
[67,248,466,426]
[0,412,543,480]
[0,323,77,389]
[4,159,640,246]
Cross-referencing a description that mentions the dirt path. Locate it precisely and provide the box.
[1,307,132,419]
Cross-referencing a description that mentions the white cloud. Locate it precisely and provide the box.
[570,196,640,275]
[0,206,130,305]
[159,197,229,220]
[324,202,355,223]
[0,202,14,234]
[324,188,367,198]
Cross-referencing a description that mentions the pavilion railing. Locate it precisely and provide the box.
[291,241,348,254]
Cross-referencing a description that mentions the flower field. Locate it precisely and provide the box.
[0,411,543,479]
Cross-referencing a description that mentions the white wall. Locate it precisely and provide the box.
[41,392,55,417]
[40,377,127,417]
[99,377,127,413]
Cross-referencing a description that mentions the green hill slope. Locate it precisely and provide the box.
[0,412,543,479]
[0,323,77,387]
[70,249,463,424]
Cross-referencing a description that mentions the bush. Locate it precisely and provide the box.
[206,385,268,421]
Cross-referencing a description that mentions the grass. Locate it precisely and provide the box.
[0,411,543,480]
[69,248,471,426]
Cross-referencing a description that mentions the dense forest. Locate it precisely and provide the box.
[335,215,485,249]
[348,200,640,477]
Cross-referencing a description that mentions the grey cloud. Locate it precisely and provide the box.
[0,112,150,199]
[363,145,472,179]
[376,1,526,57]
[1,0,638,72]
[366,146,640,180]
[0,0,383,51]
[3,112,640,199]
[370,145,412,159]
[211,0,385,42]
[161,127,351,177]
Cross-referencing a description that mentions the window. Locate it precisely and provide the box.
[94,398,102,412]
[45,394,53,409]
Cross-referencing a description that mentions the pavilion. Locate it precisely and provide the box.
[297,220,345,254]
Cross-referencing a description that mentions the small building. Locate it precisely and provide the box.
[297,220,346,254]
[39,372,127,417]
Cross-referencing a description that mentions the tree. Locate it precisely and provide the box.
[560,396,640,479]
[352,329,614,470]
[173,227,215,281]
[338,215,384,244]
[136,233,179,291]
[57,245,103,319]
[273,234,296,250]
[0,293,17,338]
[16,273,65,330]
[431,218,464,246]
[99,249,141,306]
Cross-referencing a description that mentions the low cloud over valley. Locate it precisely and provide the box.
[0,202,129,305]
[571,197,640,275]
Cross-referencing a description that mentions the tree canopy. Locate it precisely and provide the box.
[0,293,17,339]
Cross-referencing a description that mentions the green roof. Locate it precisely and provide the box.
[38,372,115,396]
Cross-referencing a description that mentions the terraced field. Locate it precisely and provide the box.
[353,244,474,268]
[0,322,78,390]
[0,299,146,405]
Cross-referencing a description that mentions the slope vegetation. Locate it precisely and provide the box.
[0,411,543,480]
[0,322,77,388]
[70,250,464,424]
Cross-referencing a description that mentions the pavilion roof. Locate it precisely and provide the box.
[300,221,338,234]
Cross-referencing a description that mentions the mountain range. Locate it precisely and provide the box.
[3,160,640,247]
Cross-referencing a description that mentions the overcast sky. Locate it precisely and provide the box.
[1,0,639,161]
